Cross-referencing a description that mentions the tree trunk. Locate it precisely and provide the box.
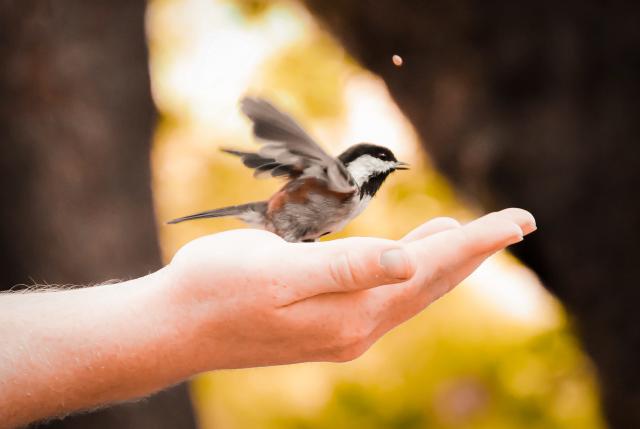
[0,1,196,427]
[303,1,640,427]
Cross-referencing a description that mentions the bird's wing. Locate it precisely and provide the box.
[240,97,356,193]
[221,149,300,179]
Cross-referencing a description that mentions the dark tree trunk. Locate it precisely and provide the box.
[0,1,196,428]
[303,1,640,428]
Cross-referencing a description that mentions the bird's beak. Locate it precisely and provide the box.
[395,161,410,170]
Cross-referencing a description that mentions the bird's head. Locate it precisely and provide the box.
[338,143,409,196]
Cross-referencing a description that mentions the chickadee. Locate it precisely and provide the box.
[168,97,408,242]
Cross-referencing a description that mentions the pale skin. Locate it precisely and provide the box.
[0,208,536,428]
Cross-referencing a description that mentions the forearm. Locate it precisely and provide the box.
[0,210,535,428]
[0,268,195,428]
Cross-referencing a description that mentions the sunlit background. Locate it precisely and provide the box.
[146,0,604,427]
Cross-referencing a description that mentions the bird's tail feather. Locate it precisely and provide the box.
[167,201,267,224]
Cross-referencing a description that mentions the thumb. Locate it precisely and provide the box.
[286,238,416,299]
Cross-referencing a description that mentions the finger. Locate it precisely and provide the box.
[407,208,535,264]
[368,208,536,329]
[405,208,535,287]
[279,209,535,359]
[279,237,417,302]
[495,207,537,235]
[401,217,461,243]
[366,247,500,346]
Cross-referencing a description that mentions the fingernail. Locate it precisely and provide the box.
[523,220,537,235]
[380,248,413,279]
[508,226,525,245]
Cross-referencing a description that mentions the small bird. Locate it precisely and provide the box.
[168,97,408,242]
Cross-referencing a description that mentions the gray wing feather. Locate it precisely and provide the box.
[240,97,355,193]
[221,148,301,180]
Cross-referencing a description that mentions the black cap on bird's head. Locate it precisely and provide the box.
[338,143,409,197]
[338,143,409,170]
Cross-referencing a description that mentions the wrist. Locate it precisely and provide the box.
[156,262,224,374]
[133,266,208,379]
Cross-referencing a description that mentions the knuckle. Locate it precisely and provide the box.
[332,346,361,363]
[434,217,461,228]
[451,227,472,252]
[329,252,359,290]
[333,339,371,362]
[329,320,375,362]
[428,254,451,285]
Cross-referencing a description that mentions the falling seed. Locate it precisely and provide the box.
[392,54,403,67]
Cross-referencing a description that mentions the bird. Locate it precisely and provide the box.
[167,97,408,242]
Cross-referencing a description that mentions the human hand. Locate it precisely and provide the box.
[163,208,536,372]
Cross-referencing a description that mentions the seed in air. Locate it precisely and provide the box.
[392,55,403,67]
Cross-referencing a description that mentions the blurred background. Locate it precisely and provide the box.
[2,1,638,428]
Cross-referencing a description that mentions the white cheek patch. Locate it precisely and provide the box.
[346,155,396,186]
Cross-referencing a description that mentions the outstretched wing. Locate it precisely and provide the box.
[221,149,300,179]
[239,97,355,193]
